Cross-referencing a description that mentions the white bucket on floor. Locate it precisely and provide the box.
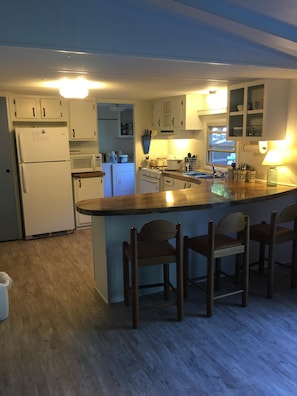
[0,272,12,320]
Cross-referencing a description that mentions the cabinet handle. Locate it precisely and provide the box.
[158,119,160,127]
[72,129,75,138]
[172,117,174,126]
[32,107,36,117]
[42,107,46,117]
[79,179,81,188]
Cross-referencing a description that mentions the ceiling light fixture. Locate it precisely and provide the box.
[109,104,126,112]
[59,77,89,99]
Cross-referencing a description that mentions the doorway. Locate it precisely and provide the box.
[97,103,134,161]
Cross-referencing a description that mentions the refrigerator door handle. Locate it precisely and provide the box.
[18,133,24,163]
[21,164,28,193]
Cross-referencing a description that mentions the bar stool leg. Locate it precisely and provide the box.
[183,236,189,299]
[207,256,214,317]
[267,243,275,299]
[163,264,170,300]
[291,240,297,289]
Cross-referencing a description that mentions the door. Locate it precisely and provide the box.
[15,127,70,163]
[73,176,104,228]
[112,163,135,196]
[0,97,21,241]
[19,161,74,238]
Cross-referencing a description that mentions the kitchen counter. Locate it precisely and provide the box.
[71,171,105,178]
[76,180,297,304]
[76,179,297,216]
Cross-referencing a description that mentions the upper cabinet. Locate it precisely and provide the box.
[10,96,67,121]
[68,99,97,141]
[227,79,289,141]
[152,95,203,131]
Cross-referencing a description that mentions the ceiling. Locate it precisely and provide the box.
[1,0,297,101]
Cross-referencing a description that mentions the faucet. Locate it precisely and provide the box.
[211,165,217,176]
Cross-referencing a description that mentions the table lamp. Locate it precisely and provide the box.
[262,149,283,186]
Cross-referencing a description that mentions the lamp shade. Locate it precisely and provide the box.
[262,150,283,166]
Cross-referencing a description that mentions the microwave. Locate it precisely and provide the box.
[70,153,102,173]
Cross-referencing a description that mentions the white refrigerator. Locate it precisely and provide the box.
[15,127,75,239]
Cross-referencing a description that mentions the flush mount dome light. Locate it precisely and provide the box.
[59,78,89,98]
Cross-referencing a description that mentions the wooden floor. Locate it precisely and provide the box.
[1,229,297,396]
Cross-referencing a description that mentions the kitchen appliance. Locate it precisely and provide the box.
[167,158,183,171]
[15,127,75,239]
[70,153,102,173]
[140,168,162,193]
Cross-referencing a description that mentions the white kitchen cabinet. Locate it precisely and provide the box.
[163,175,191,191]
[152,101,162,129]
[10,95,67,121]
[227,79,289,141]
[112,163,135,196]
[68,99,97,141]
[72,175,104,228]
[40,98,67,120]
[152,95,202,131]
[173,178,192,190]
[163,176,175,191]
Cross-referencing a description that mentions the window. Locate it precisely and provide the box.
[207,125,236,167]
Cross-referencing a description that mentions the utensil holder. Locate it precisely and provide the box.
[142,135,151,154]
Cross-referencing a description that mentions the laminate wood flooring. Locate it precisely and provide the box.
[1,229,297,396]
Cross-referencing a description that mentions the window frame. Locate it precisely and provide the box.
[206,122,237,168]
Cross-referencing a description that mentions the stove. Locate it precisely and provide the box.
[140,167,165,193]
[140,167,165,180]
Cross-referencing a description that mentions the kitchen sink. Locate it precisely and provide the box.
[183,171,223,179]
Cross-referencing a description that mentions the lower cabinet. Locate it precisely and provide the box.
[72,175,104,228]
[163,176,191,191]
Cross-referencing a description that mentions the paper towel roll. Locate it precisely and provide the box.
[243,141,267,154]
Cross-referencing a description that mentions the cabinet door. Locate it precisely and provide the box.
[163,176,174,191]
[173,178,189,190]
[73,177,103,227]
[69,99,97,141]
[170,97,183,129]
[40,98,66,120]
[152,101,162,129]
[12,96,39,119]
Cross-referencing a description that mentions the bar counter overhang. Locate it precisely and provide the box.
[76,180,297,303]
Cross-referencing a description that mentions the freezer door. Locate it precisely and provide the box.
[15,127,70,163]
[19,161,74,238]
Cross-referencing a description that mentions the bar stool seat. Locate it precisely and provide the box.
[122,219,183,328]
[250,203,297,298]
[184,212,250,317]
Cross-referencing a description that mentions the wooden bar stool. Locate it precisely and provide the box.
[250,203,297,298]
[123,220,183,329]
[184,212,250,317]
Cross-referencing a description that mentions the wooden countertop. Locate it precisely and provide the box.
[72,171,105,178]
[76,179,297,216]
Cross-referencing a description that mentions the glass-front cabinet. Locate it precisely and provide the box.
[227,79,289,141]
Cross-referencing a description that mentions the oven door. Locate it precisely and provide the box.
[140,175,160,193]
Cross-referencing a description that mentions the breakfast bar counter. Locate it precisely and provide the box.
[76,180,297,303]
